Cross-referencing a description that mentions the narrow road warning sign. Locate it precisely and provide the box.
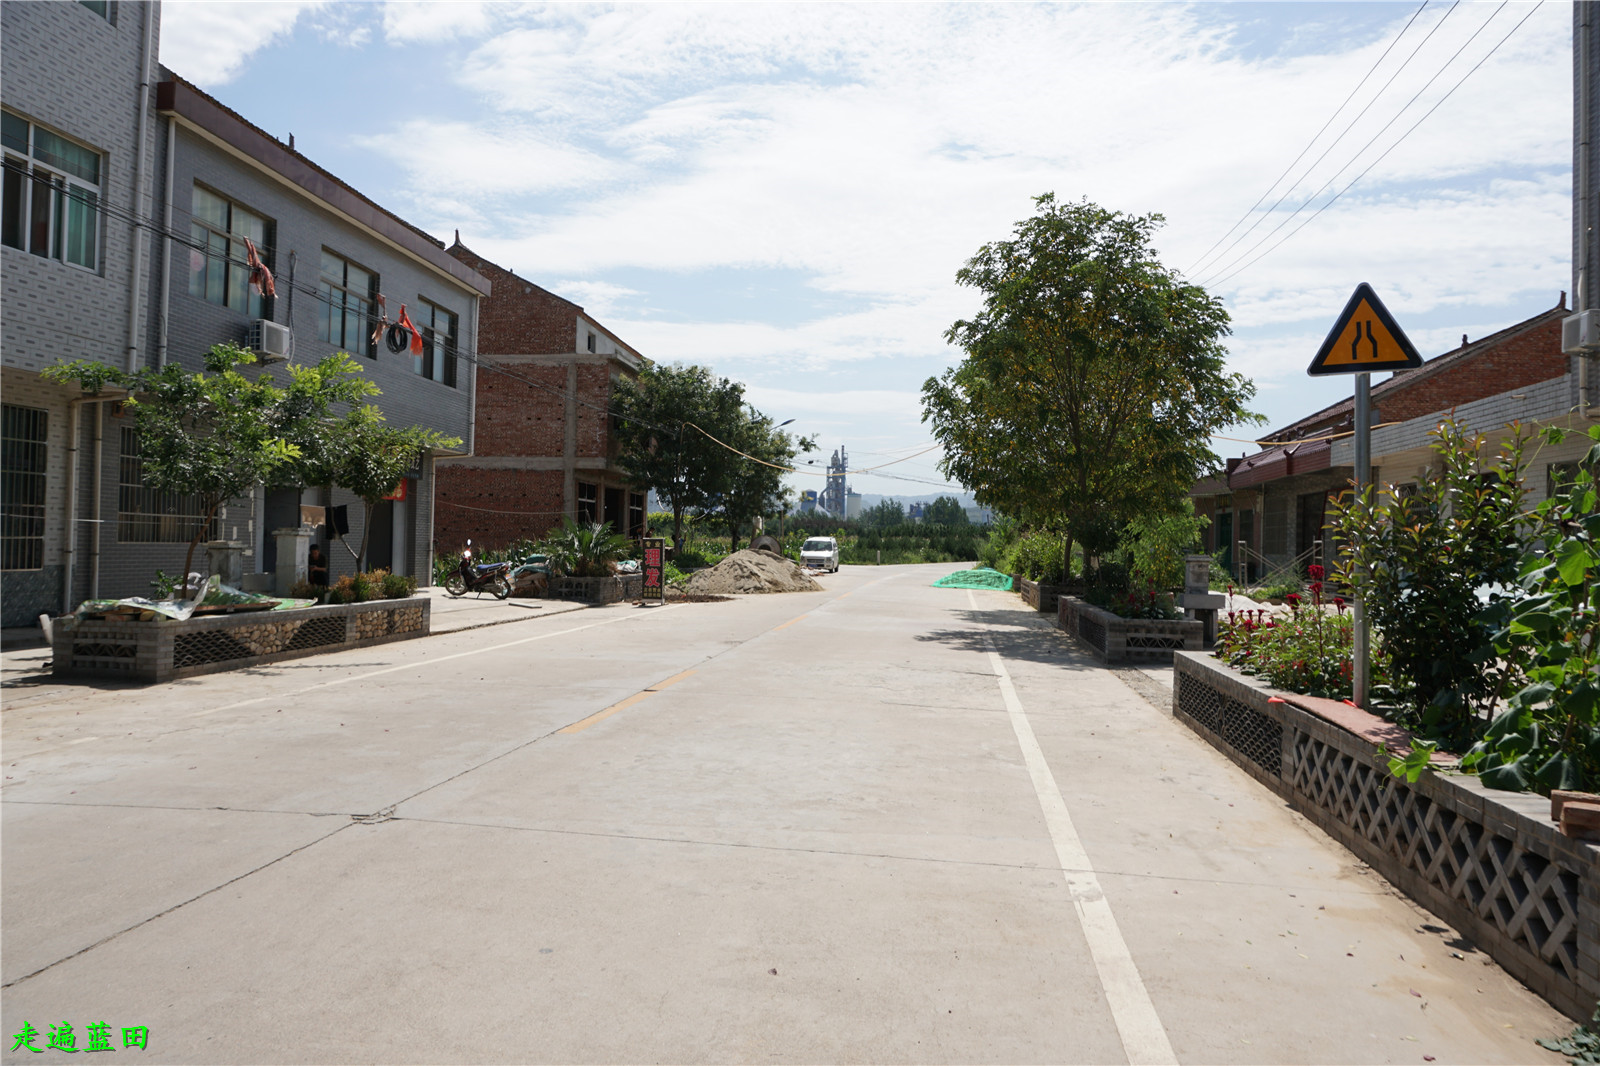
[1307,283,1423,376]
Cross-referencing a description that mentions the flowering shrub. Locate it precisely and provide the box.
[1216,575,1384,699]
[1086,580,1180,620]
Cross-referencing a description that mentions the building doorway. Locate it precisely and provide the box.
[1216,511,1233,577]
[366,500,394,572]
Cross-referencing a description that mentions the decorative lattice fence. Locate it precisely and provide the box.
[1173,651,1598,1020]
[1057,596,1202,665]
[54,599,429,684]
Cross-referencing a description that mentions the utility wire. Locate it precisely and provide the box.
[1205,0,1542,288]
[1185,0,1434,277]
[1197,0,1515,288]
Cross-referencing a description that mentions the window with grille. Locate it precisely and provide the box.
[188,184,272,318]
[2,110,102,270]
[318,249,376,357]
[415,298,458,387]
[1,404,48,570]
[118,428,217,543]
[577,481,598,523]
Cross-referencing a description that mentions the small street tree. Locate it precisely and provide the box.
[44,344,372,597]
[613,364,811,554]
[332,407,461,572]
[862,499,906,529]
[923,194,1259,577]
[713,411,814,549]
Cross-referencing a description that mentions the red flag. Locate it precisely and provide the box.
[397,304,424,355]
[244,237,275,297]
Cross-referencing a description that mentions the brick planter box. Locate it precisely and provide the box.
[548,573,643,604]
[1019,579,1085,613]
[1173,650,1600,1021]
[53,598,429,684]
[1056,595,1202,664]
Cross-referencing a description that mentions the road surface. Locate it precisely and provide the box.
[0,564,1569,1063]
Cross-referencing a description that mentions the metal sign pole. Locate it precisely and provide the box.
[1351,371,1371,708]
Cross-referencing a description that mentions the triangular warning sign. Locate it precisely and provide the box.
[1307,283,1423,376]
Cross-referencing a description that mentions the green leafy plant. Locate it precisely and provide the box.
[1538,1005,1600,1064]
[1001,529,1068,583]
[1116,502,1207,590]
[379,571,416,599]
[1461,424,1600,794]
[539,516,631,578]
[1328,416,1530,748]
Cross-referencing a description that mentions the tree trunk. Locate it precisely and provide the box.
[181,499,222,599]
[357,499,375,573]
[1062,533,1074,584]
[730,518,742,553]
[672,502,686,557]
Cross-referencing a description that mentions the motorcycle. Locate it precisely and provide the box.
[444,539,513,599]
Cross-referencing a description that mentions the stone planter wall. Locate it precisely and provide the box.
[53,598,429,684]
[1019,580,1085,613]
[549,573,644,604]
[1173,650,1600,1021]
[1056,595,1203,664]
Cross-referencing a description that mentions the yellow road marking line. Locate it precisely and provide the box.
[772,614,808,631]
[559,669,698,734]
[648,668,697,692]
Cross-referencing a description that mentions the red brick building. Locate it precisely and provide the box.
[433,240,648,552]
[1194,297,1570,580]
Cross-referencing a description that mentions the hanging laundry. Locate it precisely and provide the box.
[244,237,275,297]
[397,304,424,356]
[370,293,391,349]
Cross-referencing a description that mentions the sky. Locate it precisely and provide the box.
[159,0,1574,502]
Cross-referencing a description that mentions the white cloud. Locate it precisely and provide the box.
[159,1,326,86]
[355,120,623,197]
[382,1,499,42]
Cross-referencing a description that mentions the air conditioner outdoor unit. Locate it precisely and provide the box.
[246,319,292,362]
[1561,310,1600,354]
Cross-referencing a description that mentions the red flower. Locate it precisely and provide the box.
[1308,564,1325,581]
[1310,581,1324,596]
[1285,593,1303,609]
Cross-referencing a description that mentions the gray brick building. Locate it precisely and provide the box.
[2,2,489,626]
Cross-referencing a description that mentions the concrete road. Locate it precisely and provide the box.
[0,565,1569,1063]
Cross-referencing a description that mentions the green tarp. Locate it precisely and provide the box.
[932,567,1013,591]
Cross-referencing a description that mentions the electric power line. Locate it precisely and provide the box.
[1185,0,1435,278]
[1204,0,1543,289]
[1196,0,1520,288]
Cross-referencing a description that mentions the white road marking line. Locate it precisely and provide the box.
[967,589,1175,1066]
[65,736,99,745]
[187,607,677,719]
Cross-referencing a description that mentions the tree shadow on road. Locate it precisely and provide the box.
[915,606,1107,673]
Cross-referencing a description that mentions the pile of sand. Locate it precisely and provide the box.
[682,549,823,595]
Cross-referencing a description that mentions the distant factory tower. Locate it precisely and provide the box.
[822,446,849,516]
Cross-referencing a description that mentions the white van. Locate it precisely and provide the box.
[800,536,840,572]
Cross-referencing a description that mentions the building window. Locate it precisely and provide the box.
[1,404,48,571]
[118,428,217,543]
[318,250,376,357]
[1,110,101,270]
[188,185,272,318]
[79,1,109,18]
[577,481,598,524]
[586,331,596,353]
[415,299,458,387]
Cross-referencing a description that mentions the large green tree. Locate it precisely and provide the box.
[44,344,374,596]
[613,364,811,554]
[923,194,1259,575]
